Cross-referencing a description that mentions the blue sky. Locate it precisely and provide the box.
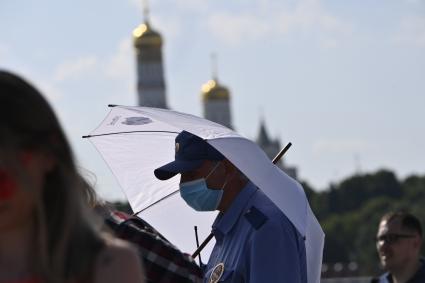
[1,0,424,200]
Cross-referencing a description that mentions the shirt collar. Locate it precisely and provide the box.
[385,257,425,283]
[212,182,258,239]
[408,257,425,282]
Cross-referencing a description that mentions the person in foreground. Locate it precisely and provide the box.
[0,70,145,283]
[96,202,203,283]
[372,211,424,283]
[154,131,307,283]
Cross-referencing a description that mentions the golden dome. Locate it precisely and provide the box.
[201,79,230,101]
[133,22,162,47]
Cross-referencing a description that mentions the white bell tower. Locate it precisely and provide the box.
[133,3,167,108]
[201,54,232,129]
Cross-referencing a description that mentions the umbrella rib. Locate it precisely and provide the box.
[133,189,180,215]
[82,130,180,138]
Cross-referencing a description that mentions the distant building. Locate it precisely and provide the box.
[256,119,298,179]
[133,10,167,108]
[201,77,233,129]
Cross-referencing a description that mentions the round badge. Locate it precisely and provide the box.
[209,263,224,283]
[175,142,180,153]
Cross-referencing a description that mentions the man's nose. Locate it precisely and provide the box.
[377,240,390,251]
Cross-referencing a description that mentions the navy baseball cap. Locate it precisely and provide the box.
[154,131,225,180]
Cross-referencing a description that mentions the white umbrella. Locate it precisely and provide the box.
[85,105,324,283]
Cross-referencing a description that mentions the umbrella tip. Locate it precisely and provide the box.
[82,135,90,139]
[108,104,118,107]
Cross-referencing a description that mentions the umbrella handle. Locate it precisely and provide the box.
[272,142,292,164]
[192,233,214,259]
[191,142,292,259]
[194,226,203,265]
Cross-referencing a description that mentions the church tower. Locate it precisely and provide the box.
[257,119,298,179]
[133,5,167,108]
[201,55,232,129]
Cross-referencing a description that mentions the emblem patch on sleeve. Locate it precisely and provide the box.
[209,263,224,283]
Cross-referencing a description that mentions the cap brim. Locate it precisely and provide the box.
[154,159,203,180]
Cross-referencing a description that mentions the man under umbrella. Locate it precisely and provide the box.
[154,131,307,283]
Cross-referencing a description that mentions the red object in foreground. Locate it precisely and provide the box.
[0,170,17,200]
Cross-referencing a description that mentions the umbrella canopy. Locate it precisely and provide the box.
[85,105,324,283]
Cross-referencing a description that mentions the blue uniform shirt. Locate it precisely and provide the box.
[204,182,307,283]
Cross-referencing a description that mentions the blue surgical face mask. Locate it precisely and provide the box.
[179,162,223,211]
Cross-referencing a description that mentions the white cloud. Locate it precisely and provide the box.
[275,0,351,47]
[207,13,271,45]
[53,56,98,82]
[45,38,135,106]
[105,38,133,80]
[206,0,351,47]
[51,38,134,84]
[393,16,425,47]
[277,0,319,32]
[103,38,136,103]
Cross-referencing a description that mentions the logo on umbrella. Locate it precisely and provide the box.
[121,116,152,125]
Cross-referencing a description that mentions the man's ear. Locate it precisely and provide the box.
[412,234,422,251]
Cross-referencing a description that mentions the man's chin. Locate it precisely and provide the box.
[380,256,390,266]
[380,257,395,271]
